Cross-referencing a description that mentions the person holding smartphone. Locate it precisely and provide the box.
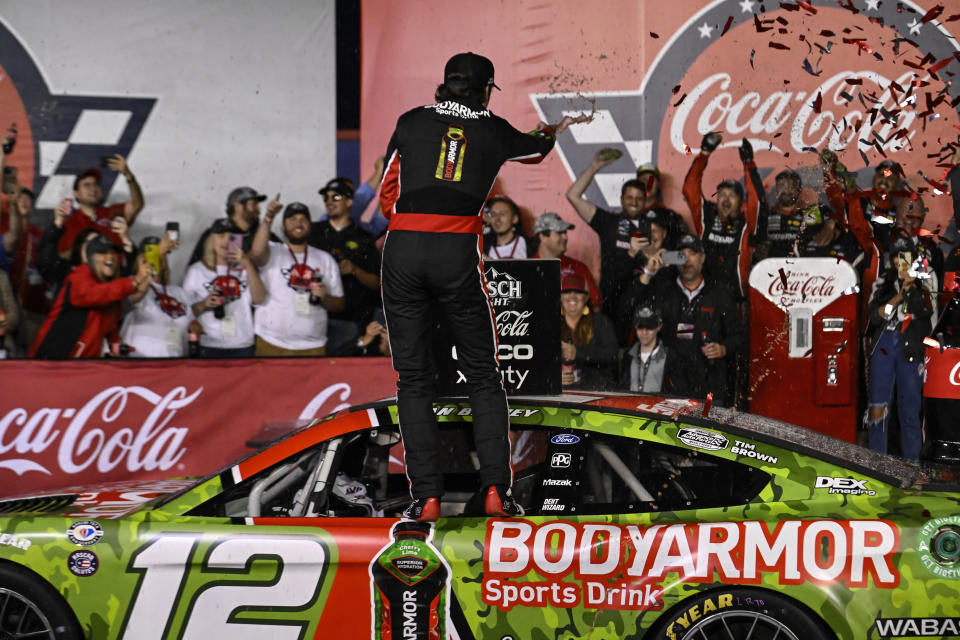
[865,235,935,461]
[250,201,344,356]
[183,218,265,357]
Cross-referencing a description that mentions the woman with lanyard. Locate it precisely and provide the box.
[249,201,344,356]
[484,196,527,259]
[559,273,618,390]
[119,234,192,357]
[183,217,266,357]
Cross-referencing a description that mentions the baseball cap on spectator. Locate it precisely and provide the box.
[561,273,588,293]
[210,217,236,234]
[533,211,575,234]
[677,233,705,253]
[636,163,660,179]
[875,159,903,176]
[444,52,500,91]
[318,178,355,199]
[226,186,267,210]
[73,168,102,190]
[633,304,662,329]
[642,208,667,229]
[283,201,311,221]
[84,234,121,264]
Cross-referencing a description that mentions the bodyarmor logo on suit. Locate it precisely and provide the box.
[0,23,155,214]
[532,1,960,225]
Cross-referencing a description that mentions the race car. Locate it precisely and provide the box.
[1,392,959,640]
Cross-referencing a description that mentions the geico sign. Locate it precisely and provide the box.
[498,344,533,360]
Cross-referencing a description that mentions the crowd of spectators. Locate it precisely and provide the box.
[1,122,958,460]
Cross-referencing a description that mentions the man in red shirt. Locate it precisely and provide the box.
[31,235,150,359]
[530,211,602,309]
[56,155,144,256]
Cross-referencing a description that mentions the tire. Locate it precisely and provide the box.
[0,562,83,639]
[651,587,832,640]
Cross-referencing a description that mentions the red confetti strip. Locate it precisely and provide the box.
[797,0,817,13]
[900,314,912,333]
[721,15,734,36]
[838,0,858,13]
[812,91,823,113]
[921,5,944,24]
[929,56,954,74]
[845,77,863,85]
[780,2,798,11]
[777,16,789,25]
[702,392,713,417]
[674,93,688,107]
[754,14,772,32]
[778,268,789,290]
[672,84,681,94]
[769,41,790,50]
[820,29,835,36]
[650,32,660,38]
[946,13,960,22]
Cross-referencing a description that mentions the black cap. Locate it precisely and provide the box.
[283,201,311,221]
[226,186,267,209]
[84,234,120,264]
[633,304,662,329]
[444,52,500,91]
[677,233,705,253]
[211,217,236,234]
[318,178,355,199]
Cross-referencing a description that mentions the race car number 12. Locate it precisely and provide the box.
[118,533,328,640]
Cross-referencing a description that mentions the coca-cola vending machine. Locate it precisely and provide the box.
[748,258,860,441]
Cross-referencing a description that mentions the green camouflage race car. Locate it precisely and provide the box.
[1,392,958,639]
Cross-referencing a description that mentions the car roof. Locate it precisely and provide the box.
[353,392,923,489]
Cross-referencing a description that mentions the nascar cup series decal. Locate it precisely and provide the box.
[66,520,104,546]
[0,531,31,551]
[676,428,729,451]
[482,519,899,610]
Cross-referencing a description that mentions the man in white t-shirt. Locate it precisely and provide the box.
[251,201,344,356]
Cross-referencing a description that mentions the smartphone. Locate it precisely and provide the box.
[661,250,688,266]
[143,242,162,275]
[630,229,649,240]
[165,221,180,243]
[100,155,113,168]
[227,233,243,254]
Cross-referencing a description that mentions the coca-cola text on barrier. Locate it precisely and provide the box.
[0,357,397,497]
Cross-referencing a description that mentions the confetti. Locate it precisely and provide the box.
[845,77,863,85]
[702,392,713,417]
[650,32,660,38]
[820,29,836,36]
[721,15,734,36]
[778,268,789,290]
[769,41,791,50]
[921,5,944,24]
[780,2,799,11]
[754,14,772,32]
[672,84,681,94]
[750,49,756,68]
[797,0,817,14]
[802,58,822,76]
[674,93,688,107]
[812,91,823,113]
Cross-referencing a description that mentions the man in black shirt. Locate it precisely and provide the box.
[380,52,580,521]
[189,186,281,263]
[309,178,381,354]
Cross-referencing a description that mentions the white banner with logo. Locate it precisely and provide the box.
[0,0,335,281]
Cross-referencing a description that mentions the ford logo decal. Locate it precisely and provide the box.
[550,434,580,445]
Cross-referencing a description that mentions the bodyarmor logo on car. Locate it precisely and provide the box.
[677,428,729,451]
[0,22,154,214]
[483,519,899,611]
[532,1,960,226]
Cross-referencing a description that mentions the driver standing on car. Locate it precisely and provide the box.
[379,52,583,521]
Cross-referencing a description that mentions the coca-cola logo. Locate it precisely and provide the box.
[766,272,836,300]
[496,310,532,338]
[950,361,960,387]
[0,386,198,477]
[534,1,960,227]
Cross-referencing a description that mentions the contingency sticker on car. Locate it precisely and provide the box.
[67,550,99,577]
[676,427,729,451]
[67,520,104,546]
[0,531,31,551]
[550,434,580,445]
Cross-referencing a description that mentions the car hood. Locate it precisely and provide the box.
[0,477,199,519]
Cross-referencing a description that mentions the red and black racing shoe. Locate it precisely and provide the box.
[484,485,524,517]
[402,497,440,522]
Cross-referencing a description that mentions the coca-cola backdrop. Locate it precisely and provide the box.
[362,0,960,280]
[0,358,396,497]
[434,259,561,395]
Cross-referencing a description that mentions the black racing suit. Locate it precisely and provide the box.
[379,96,555,499]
